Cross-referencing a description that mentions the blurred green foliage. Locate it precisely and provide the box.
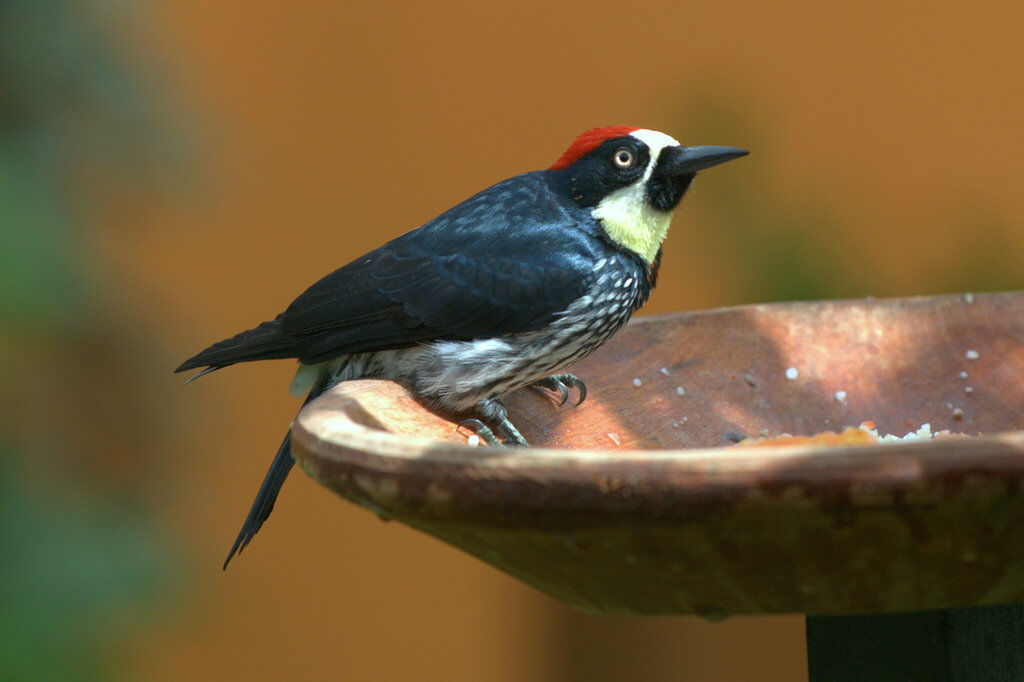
[0,150,83,326]
[679,88,1023,302]
[1,1,183,679]
[0,446,170,680]
[680,91,861,303]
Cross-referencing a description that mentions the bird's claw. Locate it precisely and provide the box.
[532,376,570,405]
[531,373,587,407]
[457,417,529,447]
[458,418,502,446]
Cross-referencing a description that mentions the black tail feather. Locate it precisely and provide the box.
[184,365,222,384]
[222,376,330,569]
[223,431,294,569]
[177,314,295,374]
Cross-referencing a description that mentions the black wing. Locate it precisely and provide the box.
[282,172,601,364]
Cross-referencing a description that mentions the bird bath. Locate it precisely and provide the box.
[290,292,1024,617]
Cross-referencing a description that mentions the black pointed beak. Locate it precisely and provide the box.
[659,145,749,175]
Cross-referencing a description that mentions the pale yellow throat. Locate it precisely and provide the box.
[592,183,674,265]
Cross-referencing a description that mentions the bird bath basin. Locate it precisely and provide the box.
[290,292,1024,617]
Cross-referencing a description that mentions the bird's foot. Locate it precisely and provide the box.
[530,373,587,407]
[494,414,529,447]
[458,400,530,447]
[458,418,501,446]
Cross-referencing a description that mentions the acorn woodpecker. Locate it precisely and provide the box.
[177,126,747,567]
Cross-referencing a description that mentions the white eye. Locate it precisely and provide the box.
[612,148,635,168]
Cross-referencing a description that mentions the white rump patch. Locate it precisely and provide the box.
[289,362,323,396]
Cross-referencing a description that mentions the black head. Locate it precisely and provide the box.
[548,127,747,262]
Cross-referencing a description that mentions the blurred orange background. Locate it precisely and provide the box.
[3,1,1023,680]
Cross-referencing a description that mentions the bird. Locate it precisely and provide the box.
[177,126,747,567]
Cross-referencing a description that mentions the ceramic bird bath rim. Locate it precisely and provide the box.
[290,291,1024,616]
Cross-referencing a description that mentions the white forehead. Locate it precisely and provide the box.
[629,129,681,181]
[629,129,681,156]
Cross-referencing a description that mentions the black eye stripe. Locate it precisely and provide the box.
[556,136,650,207]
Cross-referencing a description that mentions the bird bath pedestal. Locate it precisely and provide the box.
[291,292,1024,679]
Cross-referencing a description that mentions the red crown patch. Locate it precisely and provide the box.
[549,126,639,170]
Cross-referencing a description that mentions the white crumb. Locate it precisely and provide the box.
[659,367,670,376]
[965,349,980,360]
[952,407,964,420]
[862,422,934,443]
[785,367,799,381]
[632,377,642,387]
[671,421,679,428]
[467,434,481,447]
[834,390,847,404]
[965,386,974,395]
[960,370,969,379]
[964,293,975,304]
[607,432,621,446]
[675,386,686,396]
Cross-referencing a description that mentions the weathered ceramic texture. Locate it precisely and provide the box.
[291,293,1024,615]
